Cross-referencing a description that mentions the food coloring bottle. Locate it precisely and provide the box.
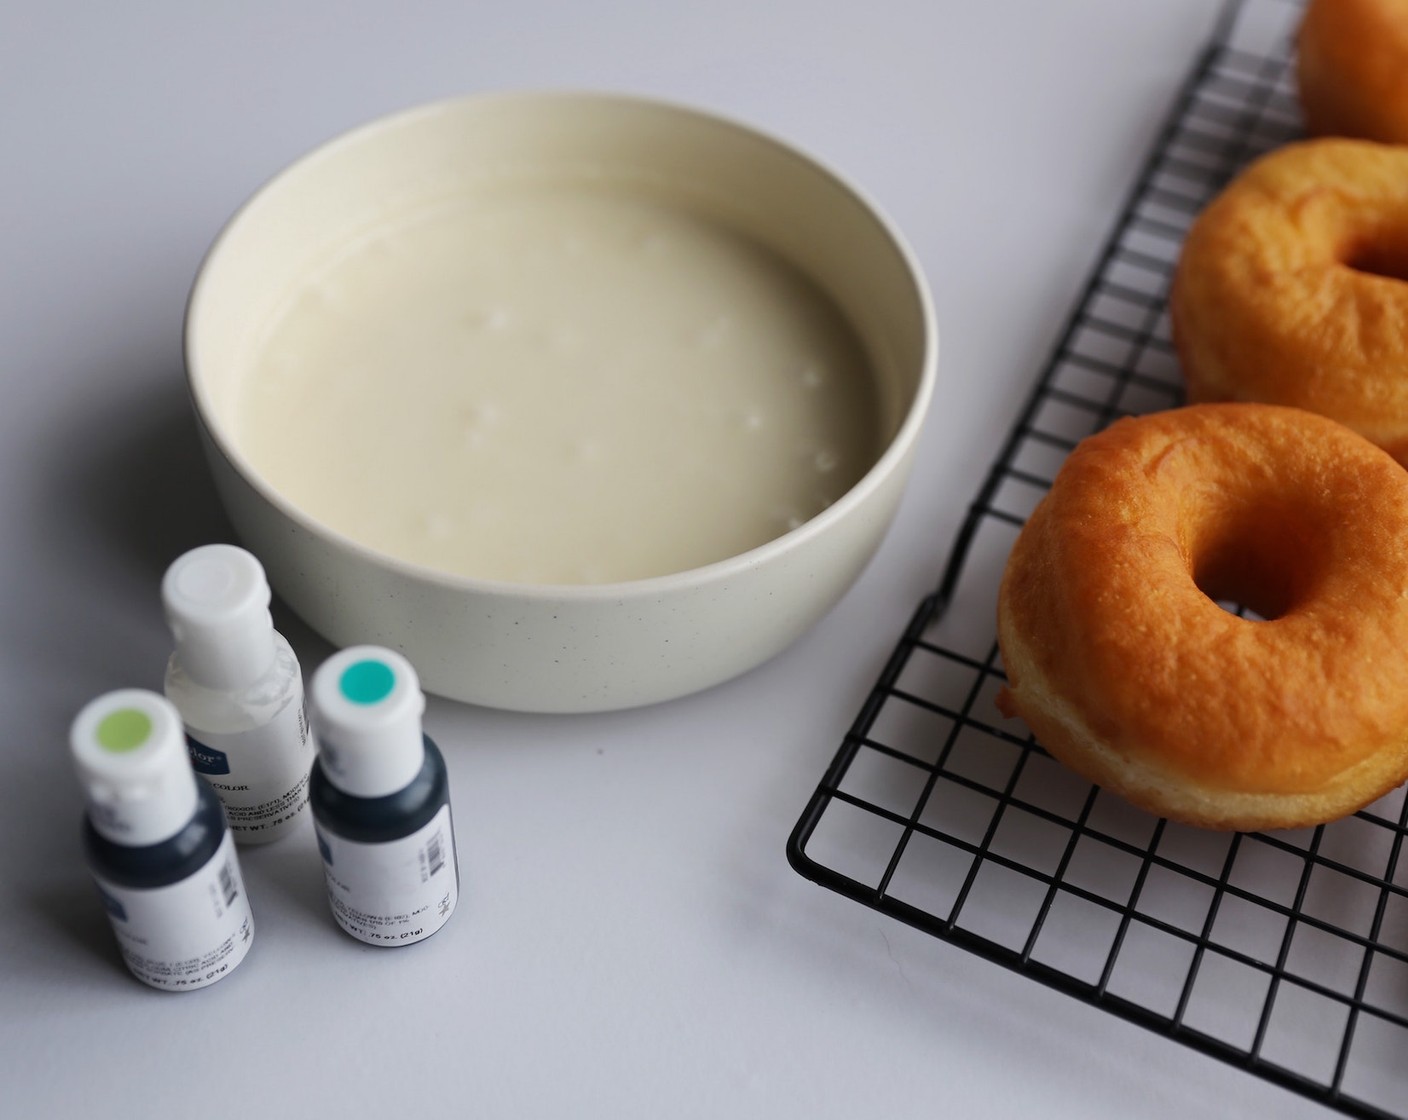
[71,689,255,991]
[309,646,459,946]
[163,544,313,844]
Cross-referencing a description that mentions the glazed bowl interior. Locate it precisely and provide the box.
[186,92,935,711]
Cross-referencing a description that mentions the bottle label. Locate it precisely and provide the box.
[188,739,231,775]
[316,804,458,946]
[186,694,314,843]
[92,832,254,991]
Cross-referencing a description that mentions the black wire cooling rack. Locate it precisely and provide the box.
[787,1,1408,1117]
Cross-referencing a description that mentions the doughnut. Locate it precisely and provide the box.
[994,403,1408,832]
[1297,0,1408,144]
[1170,138,1408,466]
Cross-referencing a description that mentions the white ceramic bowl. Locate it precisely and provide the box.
[185,92,936,712]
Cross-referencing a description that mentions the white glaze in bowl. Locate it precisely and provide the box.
[185,92,936,712]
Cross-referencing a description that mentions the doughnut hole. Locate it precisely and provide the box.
[1344,246,1408,284]
[1190,499,1331,621]
[1342,234,1408,284]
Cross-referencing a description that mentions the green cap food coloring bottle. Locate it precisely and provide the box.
[70,689,255,990]
[309,646,459,946]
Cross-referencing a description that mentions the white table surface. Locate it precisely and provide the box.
[0,1,1333,1117]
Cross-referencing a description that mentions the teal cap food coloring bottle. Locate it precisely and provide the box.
[70,689,255,990]
[308,646,459,946]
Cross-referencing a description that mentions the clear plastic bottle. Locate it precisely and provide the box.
[70,689,255,990]
[309,646,459,946]
[162,544,313,844]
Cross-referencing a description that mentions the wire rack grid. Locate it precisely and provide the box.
[787,2,1408,1117]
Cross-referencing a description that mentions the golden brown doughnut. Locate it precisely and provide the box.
[1170,138,1408,465]
[995,403,1408,832]
[1298,0,1408,144]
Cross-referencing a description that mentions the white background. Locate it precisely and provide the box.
[0,1,1332,1117]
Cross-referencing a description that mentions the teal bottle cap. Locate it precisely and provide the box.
[311,646,427,798]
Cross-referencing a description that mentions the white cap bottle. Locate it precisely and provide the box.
[163,544,313,844]
[71,689,255,990]
[309,646,459,946]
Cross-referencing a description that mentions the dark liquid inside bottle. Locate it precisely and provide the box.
[310,734,452,844]
[84,779,229,889]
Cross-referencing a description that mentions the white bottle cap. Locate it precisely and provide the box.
[311,646,427,799]
[162,544,277,690]
[70,690,201,847]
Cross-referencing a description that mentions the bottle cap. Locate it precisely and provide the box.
[310,646,427,799]
[162,544,278,690]
[70,690,201,847]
